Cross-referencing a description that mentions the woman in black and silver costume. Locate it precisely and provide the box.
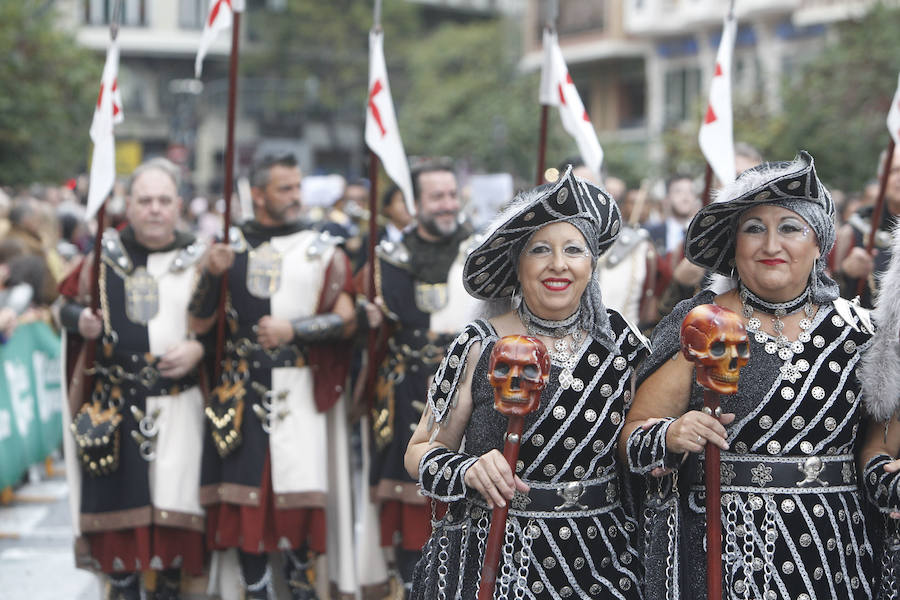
[858,218,900,600]
[404,166,649,599]
[623,152,878,600]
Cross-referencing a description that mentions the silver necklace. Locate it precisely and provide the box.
[518,302,585,391]
[740,284,814,362]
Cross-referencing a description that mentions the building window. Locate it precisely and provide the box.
[618,61,646,129]
[84,0,147,26]
[179,0,206,29]
[664,66,701,126]
[536,0,606,37]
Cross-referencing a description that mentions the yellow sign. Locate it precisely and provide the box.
[86,140,143,176]
[116,141,142,175]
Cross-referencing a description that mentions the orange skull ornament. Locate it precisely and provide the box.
[680,304,750,395]
[488,335,551,417]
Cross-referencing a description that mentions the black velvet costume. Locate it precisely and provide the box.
[633,290,877,600]
[412,313,648,599]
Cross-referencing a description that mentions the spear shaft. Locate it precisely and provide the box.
[83,0,121,403]
[214,9,242,382]
[856,140,895,298]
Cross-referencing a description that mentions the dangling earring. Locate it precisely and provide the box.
[510,286,522,310]
[809,266,818,303]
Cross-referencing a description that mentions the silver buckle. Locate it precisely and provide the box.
[554,481,588,511]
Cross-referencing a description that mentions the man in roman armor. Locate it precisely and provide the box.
[189,153,358,599]
[364,160,480,596]
[58,158,207,599]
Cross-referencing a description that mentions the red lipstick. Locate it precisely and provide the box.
[542,278,571,291]
[758,259,786,265]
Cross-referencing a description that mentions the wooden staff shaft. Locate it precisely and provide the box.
[535,105,549,186]
[363,151,380,409]
[477,415,525,600]
[856,139,895,297]
[703,388,723,600]
[82,202,107,404]
[701,163,714,207]
[213,11,242,382]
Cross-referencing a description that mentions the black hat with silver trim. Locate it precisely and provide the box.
[463,165,621,300]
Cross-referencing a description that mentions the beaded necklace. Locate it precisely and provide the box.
[517,301,585,391]
[739,283,814,362]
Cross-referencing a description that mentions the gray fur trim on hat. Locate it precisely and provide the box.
[463,165,620,301]
[859,224,900,422]
[686,151,838,304]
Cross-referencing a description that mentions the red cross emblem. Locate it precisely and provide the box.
[368,79,386,137]
[208,0,232,27]
[96,79,122,117]
[557,73,590,122]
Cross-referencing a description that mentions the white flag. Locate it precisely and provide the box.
[365,30,415,215]
[698,13,737,185]
[195,0,244,78]
[86,39,124,220]
[539,30,603,176]
[887,72,900,147]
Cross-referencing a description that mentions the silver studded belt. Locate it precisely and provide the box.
[692,453,858,494]
[475,473,621,517]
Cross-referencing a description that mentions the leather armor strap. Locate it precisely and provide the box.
[291,313,345,343]
[60,299,86,333]
[418,446,479,502]
[187,270,222,319]
[626,417,683,475]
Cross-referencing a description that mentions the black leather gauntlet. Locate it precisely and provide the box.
[864,453,900,512]
[188,270,222,319]
[59,300,86,333]
[291,313,345,343]
[418,446,479,502]
[626,417,683,475]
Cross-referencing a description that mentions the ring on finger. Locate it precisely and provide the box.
[696,434,703,444]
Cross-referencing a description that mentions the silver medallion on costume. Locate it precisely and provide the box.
[247,241,283,298]
[414,282,449,313]
[124,266,160,325]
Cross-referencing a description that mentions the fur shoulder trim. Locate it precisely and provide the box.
[860,223,900,422]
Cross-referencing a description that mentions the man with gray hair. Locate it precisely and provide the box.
[57,157,207,600]
[189,153,358,599]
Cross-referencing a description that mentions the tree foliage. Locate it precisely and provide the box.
[242,0,421,129]
[771,4,900,193]
[662,4,900,193]
[399,19,570,184]
[0,2,100,187]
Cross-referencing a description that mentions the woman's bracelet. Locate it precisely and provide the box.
[418,446,479,502]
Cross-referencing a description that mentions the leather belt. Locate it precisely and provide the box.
[230,337,306,369]
[475,473,620,517]
[692,453,857,494]
[94,357,198,397]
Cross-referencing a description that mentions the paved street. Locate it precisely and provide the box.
[0,463,101,600]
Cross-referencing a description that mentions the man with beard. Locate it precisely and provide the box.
[366,162,478,596]
[189,154,358,599]
[833,147,900,307]
[644,174,700,323]
[57,158,207,599]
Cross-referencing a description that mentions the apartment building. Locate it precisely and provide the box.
[520,0,883,165]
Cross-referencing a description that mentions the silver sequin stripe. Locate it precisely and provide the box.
[427,319,494,426]
[522,327,631,482]
[419,447,480,502]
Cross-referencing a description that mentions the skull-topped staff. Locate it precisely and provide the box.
[680,304,749,600]
[478,335,550,600]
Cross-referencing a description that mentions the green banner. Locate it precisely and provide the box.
[0,321,62,489]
